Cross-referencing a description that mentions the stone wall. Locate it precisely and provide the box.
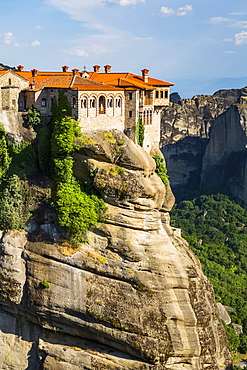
[0,71,29,112]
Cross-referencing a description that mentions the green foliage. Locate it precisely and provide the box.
[171,193,247,353]
[27,106,41,126]
[135,118,144,147]
[0,175,30,230]
[153,155,169,188]
[8,140,35,178]
[56,179,106,241]
[37,119,52,175]
[51,115,107,241]
[40,280,50,288]
[51,90,72,124]
[0,125,11,180]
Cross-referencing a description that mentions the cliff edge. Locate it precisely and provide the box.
[0,130,231,369]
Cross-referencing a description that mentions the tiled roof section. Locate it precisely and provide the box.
[72,75,123,91]
[0,70,29,81]
[89,72,174,89]
[23,74,124,92]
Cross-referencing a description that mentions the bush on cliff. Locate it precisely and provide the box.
[51,115,107,242]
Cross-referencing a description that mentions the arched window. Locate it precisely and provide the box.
[41,98,47,107]
[115,96,122,108]
[99,95,106,114]
[90,97,96,108]
[81,97,87,109]
[107,97,113,108]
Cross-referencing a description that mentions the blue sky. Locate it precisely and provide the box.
[1,0,247,97]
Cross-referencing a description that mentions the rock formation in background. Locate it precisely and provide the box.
[161,89,247,197]
[0,130,231,369]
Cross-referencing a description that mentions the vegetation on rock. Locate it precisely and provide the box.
[171,193,247,354]
[50,93,107,242]
[153,155,169,188]
[27,106,41,126]
[135,118,144,147]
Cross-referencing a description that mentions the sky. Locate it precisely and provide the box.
[1,0,247,97]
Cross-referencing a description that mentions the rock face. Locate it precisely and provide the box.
[201,100,247,205]
[0,130,231,369]
[160,91,243,193]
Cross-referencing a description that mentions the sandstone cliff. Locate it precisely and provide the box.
[201,99,247,205]
[160,90,246,193]
[0,130,231,369]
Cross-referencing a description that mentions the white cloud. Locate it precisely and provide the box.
[230,12,247,16]
[31,40,41,47]
[160,4,192,16]
[223,50,237,54]
[177,4,193,16]
[114,0,145,5]
[223,38,232,42]
[133,36,153,40]
[3,32,14,44]
[160,6,174,15]
[230,20,247,28]
[35,25,43,29]
[209,17,229,25]
[235,30,247,45]
[70,48,89,56]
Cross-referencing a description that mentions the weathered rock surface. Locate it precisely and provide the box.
[160,90,245,193]
[0,130,231,369]
[201,101,247,205]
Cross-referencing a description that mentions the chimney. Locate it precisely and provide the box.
[72,68,79,76]
[141,68,149,83]
[62,65,69,72]
[93,65,100,73]
[17,65,24,71]
[104,65,112,73]
[31,69,38,77]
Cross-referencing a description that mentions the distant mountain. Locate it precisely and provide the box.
[170,76,247,99]
[0,63,16,70]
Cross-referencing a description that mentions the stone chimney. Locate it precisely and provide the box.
[93,65,100,73]
[17,65,24,71]
[31,69,38,77]
[141,68,149,83]
[72,68,79,76]
[62,65,69,72]
[104,65,112,73]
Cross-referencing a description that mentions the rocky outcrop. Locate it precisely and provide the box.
[201,100,247,205]
[160,91,244,193]
[0,130,231,369]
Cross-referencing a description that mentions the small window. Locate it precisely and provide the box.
[165,90,168,99]
[129,92,132,100]
[81,99,87,109]
[12,99,16,106]
[72,97,76,109]
[107,98,113,108]
[9,78,11,86]
[41,98,47,107]
[129,111,132,118]
[51,97,54,106]
[90,98,96,108]
[160,91,164,99]
[156,91,159,99]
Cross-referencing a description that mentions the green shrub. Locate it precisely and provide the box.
[51,115,107,241]
[135,118,144,147]
[153,155,169,189]
[27,106,41,126]
[0,125,11,180]
[0,175,30,231]
[40,280,50,288]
